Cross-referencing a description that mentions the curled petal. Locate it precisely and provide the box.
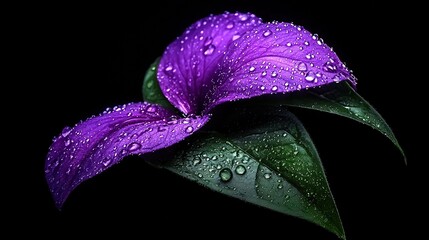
[203,22,356,113]
[45,103,209,208]
[158,12,262,115]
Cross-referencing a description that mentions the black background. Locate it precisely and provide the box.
[16,1,411,239]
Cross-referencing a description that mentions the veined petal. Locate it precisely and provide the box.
[45,102,209,208]
[203,22,356,113]
[157,12,262,115]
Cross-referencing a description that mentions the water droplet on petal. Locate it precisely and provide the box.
[271,86,278,92]
[219,168,233,182]
[128,142,141,151]
[64,139,71,146]
[322,61,338,73]
[297,62,307,71]
[146,105,156,113]
[102,159,111,167]
[232,34,241,41]
[61,127,72,137]
[239,14,248,21]
[249,66,256,72]
[305,71,316,82]
[261,71,267,77]
[286,42,292,47]
[185,126,194,133]
[226,22,234,29]
[235,165,246,175]
[263,30,272,37]
[203,44,216,56]
[271,71,278,78]
[164,66,173,72]
[305,53,314,59]
[304,41,310,46]
[203,37,213,46]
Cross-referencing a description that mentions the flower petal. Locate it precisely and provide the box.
[203,22,356,113]
[45,103,209,208]
[157,12,262,115]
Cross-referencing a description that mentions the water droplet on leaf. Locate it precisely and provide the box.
[219,168,233,182]
[235,165,246,175]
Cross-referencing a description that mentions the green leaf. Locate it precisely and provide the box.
[281,82,405,163]
[142,58,174,109]
[151,107,345,239]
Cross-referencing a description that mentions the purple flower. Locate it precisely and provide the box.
[46,12,354,208]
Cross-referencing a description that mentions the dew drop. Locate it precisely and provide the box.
[61,127,72,137]
[128,142,141,151]
[260,85,266,91]
[261,71,267,77]
[146,105,156,113]
[102,159,111,167]
[263,30,272,37]
[312,34,318,40]
[239,14,248,21]
[249,66,256,72]
[304,41,310,46]
[185,126,194,133]
[232,34,241,41]
[203,37,213,46]
[193,157,202,166]
[235,165,247,175]
[203,44,216,56]
[271,86,278,92]
[226,22,234,29]
[64,139,71,147]
[146,80,154,89]
[297,62,307,71]
[305,71,316,82]
[264,173,272,179]
[322,61,338,73]
[164,65,173,72]
[305,53,314,60]
[271,71,278,78]
[219,168,233,182]
[286,42,292,47]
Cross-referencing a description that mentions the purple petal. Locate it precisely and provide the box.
[45,103,209,208]
[203,22,356,113]
[157,12,262,115]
